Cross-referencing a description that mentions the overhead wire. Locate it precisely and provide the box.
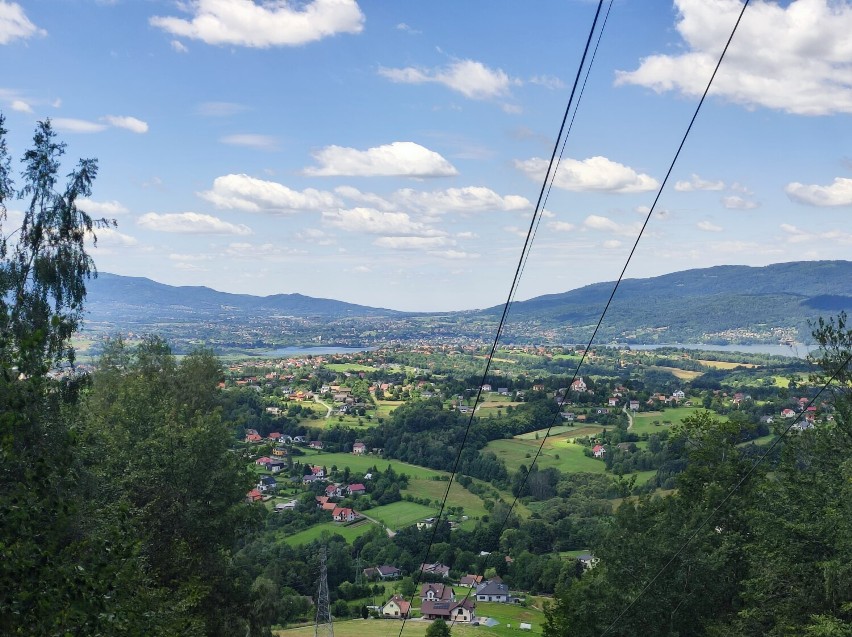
[392,3,608,636]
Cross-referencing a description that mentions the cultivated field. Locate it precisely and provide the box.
[301,451,444,480]
[402,477,489,520]
[646,365,703,381]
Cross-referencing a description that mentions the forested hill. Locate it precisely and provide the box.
[481,260,852,342]
[85,273,404,320]
[84,261,852,347]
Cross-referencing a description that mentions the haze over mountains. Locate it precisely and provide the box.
[83,260,852,352]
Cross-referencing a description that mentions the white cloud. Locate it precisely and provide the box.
[78,198,129,217]
[10,98,31,112]
[296,228,335,245]
[200,174,339,212]
[547,221,576,232]
[322,207,444,237]
[395,22,420,34]
[583,214,642,236]
[780,223,852,244]
[785,177,852,206]
[0,1,46,44]
[721,195,759,209]
[602,239,622,249]
[220,134,279,150]
[379,59,516,100]
[224,242,304,258]
[529,75,565,90]
[334,186,394,211]
[697,220,723,232]
[174,261,207,271]
[53,118,108,133]
[137,212,252,235]
[88,227,138,247]
[304,141,458,177]
[168,253,212,261]
[674,173,725,191]
[53,115,148,134]
[197,101,248,117]
[353,264,371,273]
[615,0,852,116]
[373,236,450,250]
[428,249,479,260]
[515,156,658,193]
[393,186,530,215]
[170,39,188,53]
[104,115,149,133]
[504,226,528,238]
[150,0,365,48]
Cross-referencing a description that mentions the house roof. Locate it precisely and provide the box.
[420,583,453,601]
[460,574,483,586]
[420,598,474,617]
[476,580,509,596]
[377,565,400,576]
[385,595,410,615]
[349,483,366,491]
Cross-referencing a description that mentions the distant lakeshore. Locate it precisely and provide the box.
[621,342,815,359]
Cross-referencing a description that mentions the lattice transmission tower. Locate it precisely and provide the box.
[315,546,334,637]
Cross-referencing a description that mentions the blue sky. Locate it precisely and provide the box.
[1,0,850,311]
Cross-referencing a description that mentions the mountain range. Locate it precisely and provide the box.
[82,260,852,351]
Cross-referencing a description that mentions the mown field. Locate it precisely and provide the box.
[301,451,445,480]
[402,477,489,520]
[485,435,607,475]
[646,365,703,381]
[324,363,378,372]
[697,359,758,370]
[631,406,707,436]
[281,519,375,546]
[365,501,436,530]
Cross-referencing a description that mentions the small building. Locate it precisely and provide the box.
[475,579,511,603]
[268,461,286,473]
[245,433,262,443]
[255,456,273,466]
[348,483,367,496]
[593,444,606,458]
[352,442,367,455]
[245,489,263,503]
[309,440,324,450]
[332,507,358,522]
[419,563,451,579]
[272,446,288,457]
[576,552,599,570]
[420,583,454,602]
[257,476,277,493]
[365,565,401,580]
[420,598,475,623]
[382,594,411,619]
[459,574,483,588]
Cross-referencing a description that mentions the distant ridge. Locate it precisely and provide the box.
[83,261,852,349]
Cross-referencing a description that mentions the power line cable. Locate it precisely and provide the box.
[393,4,607,636]
[599,348,852,636]
[467,0,753,614]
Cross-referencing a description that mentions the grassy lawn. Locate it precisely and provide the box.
[281,519,375,546]
[366,501,436,530]
[474,601,546,636]
[375,400,399,419]
[402,478,489,519]
[485,436,607,474]
[324,363,377,372]
[631,406,708,436]
[646,365,703,381]
[514,425,575,440]
[772,375,791,388]
[303,452,445,480]
[697,359,759,370]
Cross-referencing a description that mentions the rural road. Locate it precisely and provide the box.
[314,395,333,419]
[358,512,396,537]
[622,405,634,430]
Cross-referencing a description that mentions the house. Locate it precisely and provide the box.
[420,598,475,623]
[571,377,587,392]
[781,408,797,418]
[629,400,640,411]
[532,384,545,392]
[309,440,324,450]
[275,499,298,512]
[419,563,451,579]
[293,435,307,444]
[302,474,322,485]
[316,496,329,507]
[672,390,686,400]
[310,465,325,478]
[498,387,510,396]
[257,476,277,493]
[593,444,606,458]
[255,456,273,467]
[245,433,262,443]
[475,579,512,603]
[608,397,619,407]
[325,484,343,498]
[381,595,411,619]
[576,552,600,570]
[272,446,288,457]
[332,507,358,522]
[596,408,611,415]
[420,583,454,602]
[321,501,337,512]
[348,483,367,496]
[245,489,263,503]
[372,565,401,580]
[352,442,367,455]
[481,384,492,392]
[268,432,283,441]
[268,461,286,474]
[459,574,483,588]
[561,411,575,421]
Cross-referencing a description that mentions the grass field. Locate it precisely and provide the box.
[646,365,703,381]
[697,359,759,369]
[302,451,445,480]
[513,425,575,440]
[402,478,489,519]
[366,501,436,530]
[374,400,399,419]
[485,435,607,474]
[631,406,707,436]
[324,363,378,372]
[282,519,375,546]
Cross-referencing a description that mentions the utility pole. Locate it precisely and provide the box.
[315,546,334,637]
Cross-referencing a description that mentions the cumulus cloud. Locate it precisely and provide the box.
[602,239,622,249]
[171,39,188,53]
[0,1,46,44]
[785,177,852,206]
[137,212,252,235]
[219,134,279,150]
[224,242,304,258]
[10,99,31,112]
[379,59,516,100]
[721,195,759,209]
[150,0,365,48]
[515,156,658,193]
[104,115,149,133]
[615,0,852,116]
[428,249,479,260]
[88,227,138,247]
[322,207,444,237]
[395,22,420,34]
[78,198,129,216]
[374,236,450,250]
[583,215,642,236]
[674,173,725,191]
[334,186,394,211]
[200,174,339,212]
[529,74,565,89]
[697,220,723,232]
[304,141,458,177]
[393,186,530,215]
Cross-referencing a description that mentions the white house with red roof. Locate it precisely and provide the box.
[332,507,358,522]
[593,444,606,458]
[571,377,587,392]
[352,442,367,455]
[348,483,366,495]
[255,456,273,466]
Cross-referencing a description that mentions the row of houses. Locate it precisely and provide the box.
[380,577,514,622]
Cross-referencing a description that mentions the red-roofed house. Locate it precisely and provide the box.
[268,432,282,441]
[352,442,367,455]
[245,433,262,443]
[255,456,273,466]
[246,489,263,503]
[593,444,606,458]
[348,483,366,495]
[382,595,411,619]
[309,440,324,450]
[332,507,358,522]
